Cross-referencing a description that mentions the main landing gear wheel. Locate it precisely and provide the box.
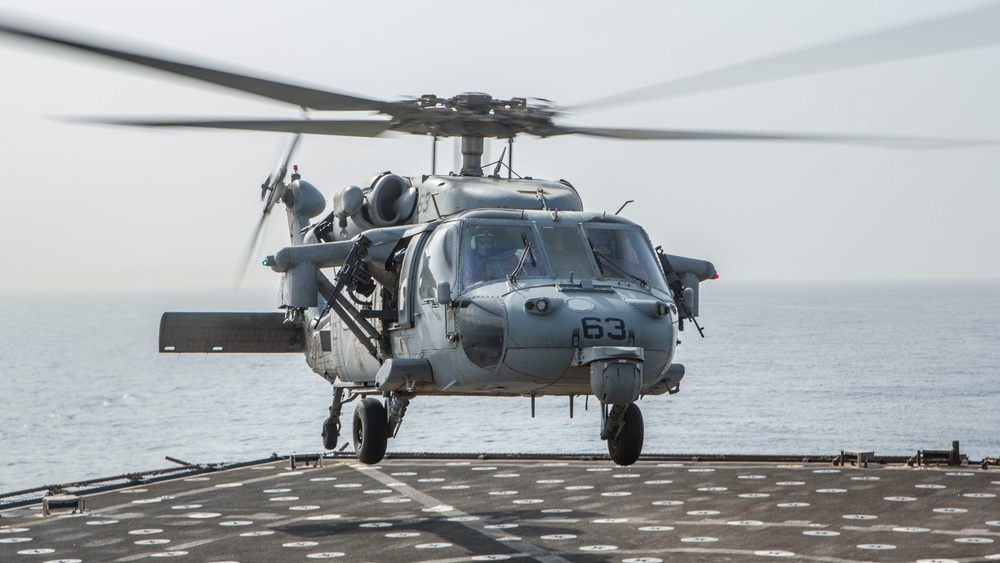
[353,397,388,464]
[608,403,644,466]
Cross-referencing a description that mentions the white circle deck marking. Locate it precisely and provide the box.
[652,500,684,506]
[681,537,718,543]
[136,539,171,545]
[893,527,931,533]
[489,491,518,496]
[843,514,877,520]
[283,541,320,548]
[415,543,452,549]
[86,520,117,526]
[306,554,345,559]
[755,551,795,557]
[240,531,275,537]
[149,552,188,558]
[817,489,847,494]
[129,529,163,535]
[687,510,720,516]
[307,514,342,520]
[884,496,917,502]
[739,493,770,498]
[638,526,674,531]
[933,508,968,514]
[541,534,576,540]
[187,512,222,519]
[359,522,393,528]
[513,499,543,504]
[580,545,618,551]
[601,492,632,497]
[290,505,321,511]
[386,532,421,538]
[777,503,809,508]
[728,520,763,526]
[484,524,519,529]
[263,488,291,493]
[17,549,54,555]
[0,538,32,543]
[858,544,896,550]
[593,518,628,524]
[220,521,254,526]
[956,538,994,544]
[804,530,840,537]
[916,484,946,489]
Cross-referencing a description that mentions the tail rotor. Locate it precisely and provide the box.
[234,134,302,291]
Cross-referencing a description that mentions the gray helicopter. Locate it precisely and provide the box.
[2,5,996,465]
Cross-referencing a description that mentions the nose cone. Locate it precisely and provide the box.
[500,289,676,383]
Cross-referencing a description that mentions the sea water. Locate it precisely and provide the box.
[1,281,998,493]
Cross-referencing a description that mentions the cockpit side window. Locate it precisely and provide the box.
[418,224,457,300]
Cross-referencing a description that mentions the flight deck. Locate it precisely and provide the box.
[2,454,999,562]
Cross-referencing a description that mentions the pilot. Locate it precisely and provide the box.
[463,231,499,286]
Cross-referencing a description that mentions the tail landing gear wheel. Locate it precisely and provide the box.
[608,403,644,466]
[322,417,340,450]
[353,397,388,464]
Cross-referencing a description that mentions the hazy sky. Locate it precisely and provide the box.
[1,0,998,292]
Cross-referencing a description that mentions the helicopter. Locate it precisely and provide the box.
[1,5,997,466]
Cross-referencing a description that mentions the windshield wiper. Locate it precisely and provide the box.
[592,251,648,287]
[508,241,533,285]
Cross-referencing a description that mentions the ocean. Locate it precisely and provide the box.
[2,280,998,493]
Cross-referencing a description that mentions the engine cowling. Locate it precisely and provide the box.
[368,173,417,227]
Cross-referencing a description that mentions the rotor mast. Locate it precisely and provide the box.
[460,135,485,177]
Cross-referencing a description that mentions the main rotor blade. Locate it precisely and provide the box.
[573,4,1000,110]
[76,118,393,137]
[538,125,995,150]
[0,19,388,112]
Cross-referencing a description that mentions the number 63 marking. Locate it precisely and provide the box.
[581,317,627,340]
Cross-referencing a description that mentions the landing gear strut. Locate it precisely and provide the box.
[321,387,345,450]
[602,402,644,466]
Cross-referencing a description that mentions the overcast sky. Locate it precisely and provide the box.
[1,0,998,292]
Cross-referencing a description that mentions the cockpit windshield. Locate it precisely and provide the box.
[459,220,666,292]
[461,223,547,289]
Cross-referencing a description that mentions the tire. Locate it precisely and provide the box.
[321,417,339,450]
[608,403,644,466]
[353,397,388,464]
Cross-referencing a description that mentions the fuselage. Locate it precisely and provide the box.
[304,209,679,397]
